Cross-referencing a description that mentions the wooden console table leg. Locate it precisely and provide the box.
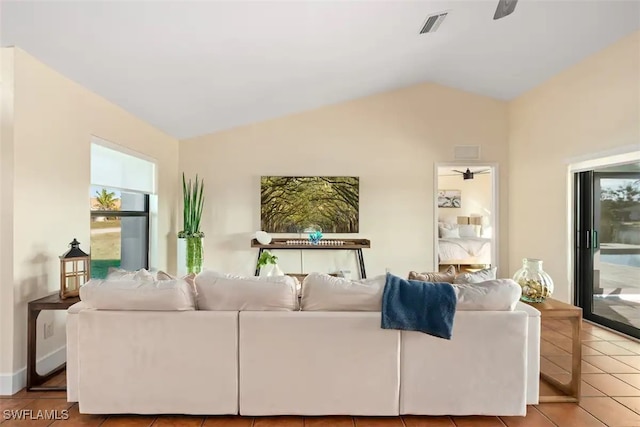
[570,316,582,400]
[26,307,39,390]
[539,315,582,402]
[356,249,367,279]
[27,306,67,391]
[254,248,264,276]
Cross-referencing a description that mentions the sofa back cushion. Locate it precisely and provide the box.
[408,266,456,283]
[454,279,522,311]
[301,273,385,311]
[79,279,195,311]
[453,267,497,284]
[195,270,298,311]
[106,267,155,281]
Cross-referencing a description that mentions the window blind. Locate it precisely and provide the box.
[90,139,156,194]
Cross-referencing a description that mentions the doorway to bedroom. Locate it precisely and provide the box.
[434,164,497,274]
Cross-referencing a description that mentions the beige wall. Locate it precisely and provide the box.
[437,173,493,225]
[0,48,16,382]
[180,83,510,279]
[1,26,634,393]
[508,31,640,303]
[0,48,179,393]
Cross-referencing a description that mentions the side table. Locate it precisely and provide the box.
[525,298,582,403]
[27,292,80,391]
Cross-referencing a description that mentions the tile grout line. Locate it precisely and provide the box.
[610,372,640,391]
[610,355,640,371]
[611,396,640,416]
[530,405,560,427]
[576,397,621,427]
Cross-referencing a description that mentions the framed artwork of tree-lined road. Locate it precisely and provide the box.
[260,176,359,233]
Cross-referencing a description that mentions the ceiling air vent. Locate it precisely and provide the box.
[454,145,481,160]
[419,12,448,34]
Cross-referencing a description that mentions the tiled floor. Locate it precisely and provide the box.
[2,319,640,426]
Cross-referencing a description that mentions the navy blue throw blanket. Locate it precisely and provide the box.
[381,273,457,339]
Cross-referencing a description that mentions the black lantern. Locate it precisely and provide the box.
[59,238,90,299]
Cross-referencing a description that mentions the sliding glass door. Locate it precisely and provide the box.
[575,166,640,339]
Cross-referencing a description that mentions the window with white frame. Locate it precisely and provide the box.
[90,139,156,278]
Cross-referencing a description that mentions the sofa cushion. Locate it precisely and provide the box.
[157,270,197,295]
[453,267,497,284]
[408,266,456,283]
[301,273,385,311]
[106,267,155,281]
[454,279,522,311]
[195,270,298,311]
[79,279,195,311]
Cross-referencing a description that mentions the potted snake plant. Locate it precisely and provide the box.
[178,173,205,274]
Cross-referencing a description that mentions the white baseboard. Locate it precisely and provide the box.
[0,345,66,396]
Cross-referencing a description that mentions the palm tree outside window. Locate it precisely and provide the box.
[90,186,149,278]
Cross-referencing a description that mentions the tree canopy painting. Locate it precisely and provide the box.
[261,176,359,233]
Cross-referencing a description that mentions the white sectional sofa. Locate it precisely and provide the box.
[66,272,540,416]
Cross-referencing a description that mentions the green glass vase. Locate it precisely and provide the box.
[186,236,203,274]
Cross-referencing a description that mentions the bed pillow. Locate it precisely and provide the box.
[458,224,481,238]
[438,222,457,238]
[454,279,522,311]
[408,266,456,283]
[439,227,460,238]
[453,267,497,284]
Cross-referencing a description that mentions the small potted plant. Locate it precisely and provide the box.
[257,250,283,276]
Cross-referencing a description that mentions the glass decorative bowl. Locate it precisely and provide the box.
[513,258,554,303]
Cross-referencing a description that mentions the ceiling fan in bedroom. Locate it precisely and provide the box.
[493,0,519,20]
[453,168,491,180]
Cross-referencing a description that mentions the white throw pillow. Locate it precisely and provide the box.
[301,273,385,311]
[454,267,497,284]
[439,227,460,239]
[79,279,195,311]
[453,279,522,311]
[194,269,298,311]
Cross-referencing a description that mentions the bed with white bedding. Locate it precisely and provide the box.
[438,218,491,266]
[438,237,492,265]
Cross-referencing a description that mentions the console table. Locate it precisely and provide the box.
[525,298,582,403]
[27,292,80,391]
[251,238,371,279]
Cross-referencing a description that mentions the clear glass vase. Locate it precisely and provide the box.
[186,237,203,274]
[513,258,554,303]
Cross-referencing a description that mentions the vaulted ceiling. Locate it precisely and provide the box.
[2,1,639,139]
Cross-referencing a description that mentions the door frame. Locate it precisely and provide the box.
[574,169,640,339]
[568,148,640,304]
[433,162,499,273]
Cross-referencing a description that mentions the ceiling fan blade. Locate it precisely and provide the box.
[452,170,466,174]
[475,170,492,174]
[494,0,518,20]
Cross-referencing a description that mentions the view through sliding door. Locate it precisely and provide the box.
[574,166,640,339]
